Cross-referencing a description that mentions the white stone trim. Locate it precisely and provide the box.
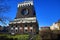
[19,27,22,29]
[18,1,33,7]
[11,33,15,35]
[30,27,33,29]
[14,17,36,21]
[15,27,18,30]
[24,27,28,30]
[11,27,13,30]
[9,17,36,24]
[10,20,36,24]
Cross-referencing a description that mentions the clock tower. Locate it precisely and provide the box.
[9,0,39,35]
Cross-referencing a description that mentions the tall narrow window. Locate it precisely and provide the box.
[24,29,28,33]
[16,25,17,27]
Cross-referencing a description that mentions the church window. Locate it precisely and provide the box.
[16,30,18,32]
[24,24,27,27]
[21,9,29,15]
[24,30,28,33]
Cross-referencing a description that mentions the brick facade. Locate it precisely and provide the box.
[9,1,39,35]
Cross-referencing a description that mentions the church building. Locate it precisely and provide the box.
[9,0,39,35]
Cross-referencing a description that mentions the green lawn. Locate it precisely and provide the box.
[0,34,29,40]
[0,34,42,40]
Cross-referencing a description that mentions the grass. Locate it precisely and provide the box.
[0,34,29,40]
[0,34,42,40]
[33,34,42,40]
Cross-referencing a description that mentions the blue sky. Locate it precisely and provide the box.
[34,0,60,27]
[0,0,60,27]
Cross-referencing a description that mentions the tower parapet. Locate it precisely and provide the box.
[18,1,33,7]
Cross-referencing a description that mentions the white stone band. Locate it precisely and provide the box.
[14,17,36,21]
[10,20,36,24]
[18,1,33,7]
[9,17,36,24]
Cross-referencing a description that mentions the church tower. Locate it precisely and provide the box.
[9,0,39,35]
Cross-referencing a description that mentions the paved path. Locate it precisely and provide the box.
[29,34,36,40]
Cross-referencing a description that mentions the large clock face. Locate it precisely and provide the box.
[21,9,29,15]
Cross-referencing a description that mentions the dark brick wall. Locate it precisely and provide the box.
[15,5,36,18]
[9,22,38,34]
